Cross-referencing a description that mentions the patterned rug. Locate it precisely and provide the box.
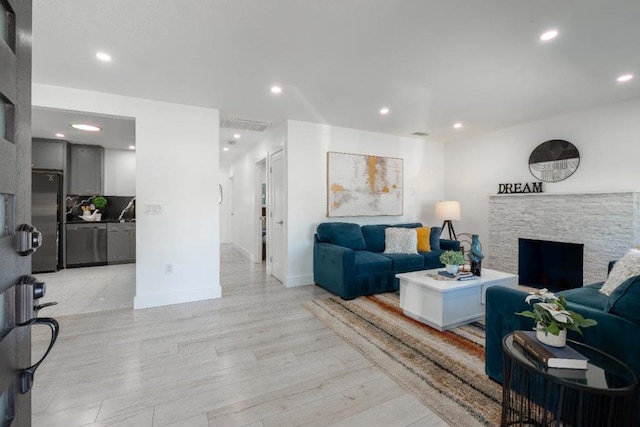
[303,293,502,427]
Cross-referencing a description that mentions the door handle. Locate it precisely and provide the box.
[276,221,283,225]
[19,317,59,394]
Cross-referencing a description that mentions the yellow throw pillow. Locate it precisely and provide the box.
[416,227,431,252]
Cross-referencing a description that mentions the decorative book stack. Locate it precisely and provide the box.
[437,271,478,281]
[513,330,589,369]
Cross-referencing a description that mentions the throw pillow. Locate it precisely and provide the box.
[429,226,442,251]
[600,249,640,296]
[383,228,418,254]
[605,274,640,324]
[416,227,431,252]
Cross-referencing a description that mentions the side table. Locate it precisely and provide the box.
[502,334,639,426]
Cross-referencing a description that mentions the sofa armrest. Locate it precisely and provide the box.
[313,240,356,298]
[440,239,461,251]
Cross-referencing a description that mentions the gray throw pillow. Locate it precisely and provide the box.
[600,249,640,296]
[383,228,418,254]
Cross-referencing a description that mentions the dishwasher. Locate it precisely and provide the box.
[66,223,108,266]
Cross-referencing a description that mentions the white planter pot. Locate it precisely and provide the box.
[445,264,459,275]
[536,323,567,347]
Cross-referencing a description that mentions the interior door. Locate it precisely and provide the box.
[0,0,33,425]
[269,149,285,283]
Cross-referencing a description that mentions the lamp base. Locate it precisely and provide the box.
[440,220,457,240]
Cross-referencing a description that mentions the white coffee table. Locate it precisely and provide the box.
[397,268,518,331]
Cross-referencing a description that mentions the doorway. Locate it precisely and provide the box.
[255,159,267,263]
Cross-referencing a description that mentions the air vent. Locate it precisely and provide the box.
[220,117,272,132]
[227,140,237,145]
[412,132,429,137]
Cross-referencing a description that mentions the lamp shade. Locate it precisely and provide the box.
[435,201,461,221]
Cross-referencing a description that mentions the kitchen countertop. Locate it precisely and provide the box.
[66,219,136,224]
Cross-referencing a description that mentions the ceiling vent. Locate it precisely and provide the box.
[227,140,237,145]
[220,117,272,132]
[412,132,429,137]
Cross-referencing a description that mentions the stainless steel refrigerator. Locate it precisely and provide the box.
[32,171,62,273]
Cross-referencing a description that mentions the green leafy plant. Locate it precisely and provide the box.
[516,289,597,336]
[439,250,464,266]
[92,196,108,210]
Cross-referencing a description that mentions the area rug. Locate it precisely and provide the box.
[303,293,502,426]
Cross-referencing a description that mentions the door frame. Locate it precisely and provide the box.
[268,147,286,282]
[253,158,267,264]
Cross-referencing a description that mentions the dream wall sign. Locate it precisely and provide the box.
[327,152,403,217]
[529,139,580,182]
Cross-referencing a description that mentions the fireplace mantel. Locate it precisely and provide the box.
[488,192,640,284]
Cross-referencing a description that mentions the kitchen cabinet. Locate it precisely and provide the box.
[68,144,104,195]
[107,222,136,264]
[66,223,107,267]
[32,139,65,170]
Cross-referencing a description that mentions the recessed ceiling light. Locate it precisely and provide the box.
[223,147,229,151]
[96,52,112,62]
[233,134,240,139]
[453,122,463,129]
[540,30,558,41]
[617,74,634,83]
[380,107,390,115]
[71,123,101,132]
[271,86,282,94]
[55,133,65,138]
[128,145,136,150]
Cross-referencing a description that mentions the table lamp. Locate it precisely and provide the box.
[435,201,461,240]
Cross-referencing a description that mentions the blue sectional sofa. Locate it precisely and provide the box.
[485,270,640,384]
[313,222,460,299]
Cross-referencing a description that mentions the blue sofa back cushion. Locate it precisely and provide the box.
[361,223,422,253]
[361,224,390,253]
[605,274,640,324]
[317,222,366,250]
[429,227,442,251]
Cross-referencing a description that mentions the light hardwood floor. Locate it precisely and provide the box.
[32,244,448,426]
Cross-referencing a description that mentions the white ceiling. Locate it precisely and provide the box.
[32,107,135,150]
[31,1,640,165]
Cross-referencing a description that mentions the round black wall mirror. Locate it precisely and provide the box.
[528,139,580,183]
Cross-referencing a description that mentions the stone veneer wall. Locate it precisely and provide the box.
[488,192,640,285]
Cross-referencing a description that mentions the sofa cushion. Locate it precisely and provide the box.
[421,250,444,269]
[361,224,389,253]
[380,253,424,271]
[317,222,366,250]
[429,227,442,251]
[560,283,608,311]
[384,228,418,254]
[354,250,392,276]
[416,227,431,252]
[605,275,640,324]
[600,248,640,296]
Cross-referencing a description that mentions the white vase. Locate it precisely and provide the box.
[536,323,567,347]
[445,264,459,275]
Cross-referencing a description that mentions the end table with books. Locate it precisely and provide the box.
[501,333,639,427]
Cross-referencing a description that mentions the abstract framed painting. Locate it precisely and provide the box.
[327,151,403,217]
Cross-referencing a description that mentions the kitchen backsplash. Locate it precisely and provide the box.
[66,195,136,221]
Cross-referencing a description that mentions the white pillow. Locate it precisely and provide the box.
[600,248,640,296]
[383,228,418,254]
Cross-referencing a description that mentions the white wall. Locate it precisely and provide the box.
[219,165,230,243]
[33,84,221,309]
[228,122,287,262]
[104,149,136,196]
[286,120,446,287]
[444,97,640,258]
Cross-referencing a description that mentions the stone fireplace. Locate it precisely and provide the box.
[488,192,640,285]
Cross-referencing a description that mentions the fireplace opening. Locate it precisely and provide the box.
[518,238,584,292]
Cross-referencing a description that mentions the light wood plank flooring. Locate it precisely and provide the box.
[32,244,448,426]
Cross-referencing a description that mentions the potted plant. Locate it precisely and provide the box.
[516,288,597,347]
[439,250,465,275]
[92,196,107,211]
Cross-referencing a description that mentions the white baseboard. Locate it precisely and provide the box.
[232,242,257,263]
[285,273,314,288]
[134,286,222,309]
